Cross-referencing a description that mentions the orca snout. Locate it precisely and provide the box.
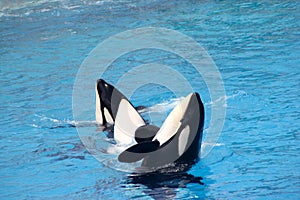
[97,78,107,88]
[97,78,112,95]
[191,92,200,101]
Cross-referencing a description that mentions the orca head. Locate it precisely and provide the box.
[137,93,203,168]
[95,79,116,125]
[97,79,114,106]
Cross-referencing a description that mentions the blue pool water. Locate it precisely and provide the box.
[1,0,300,199]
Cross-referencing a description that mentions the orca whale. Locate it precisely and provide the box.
[95,79,159,145]
[118,93,204,168]
[96,78,130,125]
[96,79,205,169]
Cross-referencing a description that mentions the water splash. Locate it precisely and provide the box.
[205,90,247,107]
[138,97,184,113]
[30,114,97,129]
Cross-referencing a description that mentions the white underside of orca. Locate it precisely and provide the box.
[104,108,114,124]
[178,125,190,156]
[95,83,103,124]
[95,82,114,125]
[153,93,192,146]
[114,99,146,145]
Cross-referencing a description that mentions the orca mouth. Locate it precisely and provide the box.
[96,78,104,87]
[97,78,106,85]
[98,78,108,86]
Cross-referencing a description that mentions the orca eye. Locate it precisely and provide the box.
[104,83,108,87]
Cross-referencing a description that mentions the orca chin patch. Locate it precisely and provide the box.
[95,79,205,170]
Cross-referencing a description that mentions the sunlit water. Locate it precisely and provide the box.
[1,0,299,199]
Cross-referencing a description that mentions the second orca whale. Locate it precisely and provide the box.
[95,79,159,145]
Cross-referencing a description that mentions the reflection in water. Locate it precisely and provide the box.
[125,164,204,200]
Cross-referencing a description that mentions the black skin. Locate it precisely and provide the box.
[135,124,159,143]
[97,79,160,143]
[97,79,147,126]
[96,79,121,125]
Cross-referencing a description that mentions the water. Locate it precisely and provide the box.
[1,0,300,199]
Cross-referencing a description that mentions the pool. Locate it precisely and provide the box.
[1,0,299,199]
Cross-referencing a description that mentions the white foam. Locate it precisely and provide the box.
[106,144,128,155]
[205,90,247,107]
[139,97,184,113]
[33,114,97,128]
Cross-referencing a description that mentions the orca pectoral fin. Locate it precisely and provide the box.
[126,140,160,153]
[118,140,160,163]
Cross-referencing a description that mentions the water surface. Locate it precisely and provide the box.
[1,0,299,199]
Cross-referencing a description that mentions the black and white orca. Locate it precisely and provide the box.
[95,79,159,145]
[118,93,204,168]
[96,79,205,169]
